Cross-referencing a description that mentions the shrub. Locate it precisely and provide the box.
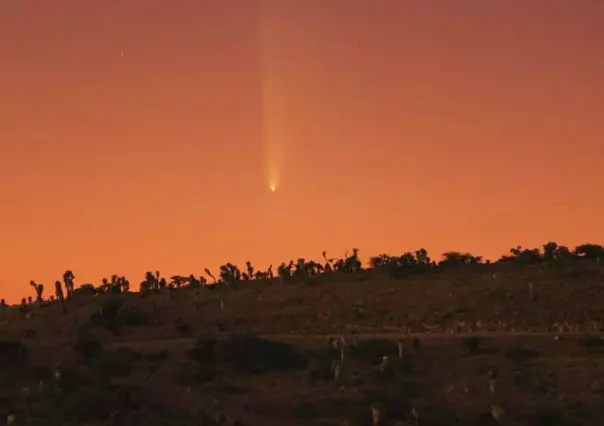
[413,337,421,350]
[146,350,170,363]
[0,340,28,366]
[214,334,306,373]
[577,335,604,349]
[189,336,219,363]
[116,304,146,326]
[530,409,567,426]
[362,387,413,419]
[24,328,37,338]
[462,335,483,355]
[505,346,539,364]
[305,353,337,385]
[88,296,146,333]
[59,385,111,422]
[74,284,96,296]
[32,365,54,382]
[293,401,320,419]
[73,337,103,361]
[94,347,142,377]
[350,339,398,364]
[513,372,553,394]
[175,321,194,337]
[189,334,306,374]
[173,362,216,385]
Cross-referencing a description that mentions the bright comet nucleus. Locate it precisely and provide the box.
[270,183,276,192]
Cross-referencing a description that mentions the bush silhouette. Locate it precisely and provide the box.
[214,334,306,373]
[88,295,146,334]
[175,320,194,337]
[505,346,539,364]
[73,283,96,296]
[0,339,28,366]
[58,385,112,423]
[462,335,483,355]
[350,339,398,364]
[174,361,216,385]
[189,336,220,363]
[188,334,305,374]
[577,335,604,349]
[94,347,142,377]
[73,336,104,361]
[116,304,146,325]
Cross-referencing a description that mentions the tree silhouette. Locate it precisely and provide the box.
[556,245,571,260]
[542,242,572,262]
[322,251,333,273]
[333,257,344,271]
[218,263,241,287]
[415,248,430,264]
[245,261,254,280]
[78,283,96,295]
[509,246,541,264]
[204,268,217,284]
[369,253,397,269]
[294,258,306,278]
[120,276,130,292]
[140,272,156,292]
[439,251,482,266]
[574,244,603,260]
[62,270,75,298]
[54,281,67,313]
[277,262,290,283]
[543,242,558,260]
[29,280,44,302]
[304,260,320,278]
[159,277,167,290]
[343,248,361,274]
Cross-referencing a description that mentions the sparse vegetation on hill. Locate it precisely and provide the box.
[0,242,603,425]
[9,242,604,306]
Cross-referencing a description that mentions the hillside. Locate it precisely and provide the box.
[1,256,604,425]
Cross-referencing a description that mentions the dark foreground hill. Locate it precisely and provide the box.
[1,259,604,425]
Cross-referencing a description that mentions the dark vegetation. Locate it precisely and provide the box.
[0,242,603,425]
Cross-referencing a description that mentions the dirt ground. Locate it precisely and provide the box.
[1,260,603,425]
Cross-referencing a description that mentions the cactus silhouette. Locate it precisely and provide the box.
[54,281,67,313]
[29,281,44,302]
[245,261,254,280]
[204,268,217,284]
[19,298,27,317]
[62,270,75,298]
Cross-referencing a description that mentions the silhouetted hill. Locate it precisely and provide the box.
[1,245,603,425]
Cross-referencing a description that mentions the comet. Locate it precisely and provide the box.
[261,1,285,199]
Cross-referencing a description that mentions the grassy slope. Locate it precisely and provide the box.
[1,260,603,425]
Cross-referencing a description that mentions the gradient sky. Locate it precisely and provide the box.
[1,1,603,302]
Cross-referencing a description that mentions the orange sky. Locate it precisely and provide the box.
[1,1,603,302]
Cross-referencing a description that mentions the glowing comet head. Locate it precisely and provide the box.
[269,182,276,192]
